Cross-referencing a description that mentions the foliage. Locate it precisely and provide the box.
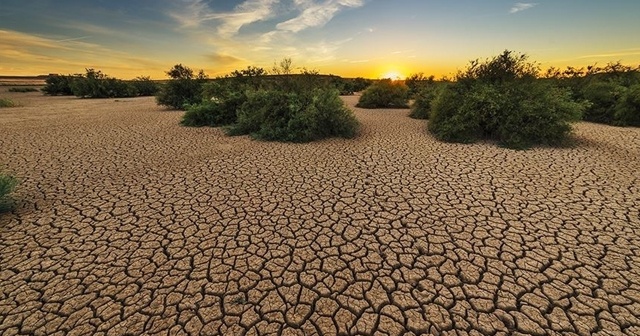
[580,81,625,124]
[409,83,443,119]
[69,69,139,98]
[356,79,409,108]
[8,87,39,93]
[405,72,435,97]
[130,76,158,96]
[272,58,293,75]
[228,88,359,142]
[613,84,640,126]
[545,61,640,126]
[42,75,79,95]
[0,173,17,212]
[0,98,18,108]
[429,50,586,149]
[156,64,208,109]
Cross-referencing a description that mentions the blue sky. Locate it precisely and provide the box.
[1,0,639,78]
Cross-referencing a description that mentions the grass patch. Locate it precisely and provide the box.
[8,87,39,93]
[0,173,18,213]
[0,98,18,108]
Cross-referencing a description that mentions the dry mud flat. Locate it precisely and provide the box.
[0,92,639,335]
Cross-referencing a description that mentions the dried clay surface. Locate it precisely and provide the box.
[1,90,639,335]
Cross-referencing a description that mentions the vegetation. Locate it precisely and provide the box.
[0,173,17,212]
[405,72,435,98]
[545,62,640,126]
[42,74,78,95]
[356,79,409,108]
[8,87,39,93]
[409,83,444,119]
[429,50,586,149]
[42,70,158,98]
[71,69,136,98]
[130,76,159,96]
[182,60,359,142]
[614,84,640,126]
[227,88,358,142]
[0,98,18,108]
[156,64,208,109]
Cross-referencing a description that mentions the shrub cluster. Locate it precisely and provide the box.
[356,79,409,108]
[42,70,158,98]
[0,173,17,212]
[156,64,208,109]
[546,62,640,126]
[8,87,39,93]
[409,83,444,119]
[181,63,359,143]
[0,98,18,108]
[227,88,358,142]
[428,50,586,149]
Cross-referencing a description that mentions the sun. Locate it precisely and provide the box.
[380,70,404,80]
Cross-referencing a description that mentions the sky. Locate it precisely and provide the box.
[1,0,639,79]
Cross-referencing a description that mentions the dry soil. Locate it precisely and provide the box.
[0,90,639,335]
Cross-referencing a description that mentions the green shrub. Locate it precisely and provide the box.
[42,75,78,95]
[405,73,435,98]
[8,87,38,93]
[70,69,137,98]
[0,98,18,108]
[429,50,585,149]
[581,81,625,124]
[156,64,207,109]
[0,173,17,212]
[614,84,640,126]
[130,76,158,96]
[409,84,443,119]
[181,99,240,127]
[228,88,358,142]
[356,79,409,108]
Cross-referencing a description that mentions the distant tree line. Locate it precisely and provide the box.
[42,69,158,98]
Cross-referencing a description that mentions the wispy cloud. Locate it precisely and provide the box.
[510,3,538,14]
[169,0,278,37]
[277,0,365,33]
[577,48,640,59]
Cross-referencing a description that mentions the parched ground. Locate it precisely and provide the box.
[0,90,639,336]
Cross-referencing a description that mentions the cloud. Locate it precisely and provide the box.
[276,0,365,33]
[0,29,165,77]
[510,3,538,14]
[207,53,244,66]
[169,0,278,37]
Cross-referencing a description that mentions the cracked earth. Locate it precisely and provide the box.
[1,91,639,335]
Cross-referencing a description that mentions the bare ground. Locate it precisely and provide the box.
[0,91,639,335]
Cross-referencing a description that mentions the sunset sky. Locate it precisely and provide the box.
[1,0,639,79]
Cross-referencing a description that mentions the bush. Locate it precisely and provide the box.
[70,69,137,98]
[156,64,207,109]
[42,75,78,95]
[0,173,17,212]
[228,88,359,142]
[356,79,409,108]
[0,98,18,108]
[405,73,435,98]
[581,81,625,124]
[409,84,443,119]
[8,87,38,93]
[181,98,240,127]
[429,50,585,149]
[130,76,158,96]
[614,84,640,126]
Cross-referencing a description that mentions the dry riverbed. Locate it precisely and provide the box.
[1,90,639,335]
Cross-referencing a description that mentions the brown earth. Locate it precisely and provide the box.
[0,90,639,335]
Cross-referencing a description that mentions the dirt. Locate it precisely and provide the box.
[0,92,639,335]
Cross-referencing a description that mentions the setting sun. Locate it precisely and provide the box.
[380,71,404,80]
